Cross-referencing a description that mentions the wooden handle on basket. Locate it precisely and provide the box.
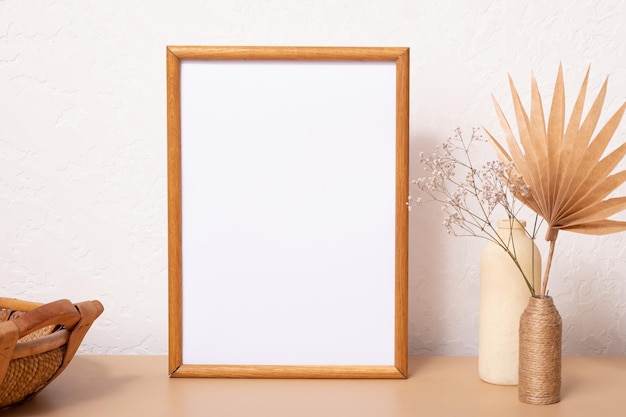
[0,320,19,383]
[0,297,44,313]
[48,300,104,384]
[63,300,104,360]
[11,299,81,338]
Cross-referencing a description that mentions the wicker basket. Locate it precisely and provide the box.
[0,297,104,410]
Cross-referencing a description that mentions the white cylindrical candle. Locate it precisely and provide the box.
[479,219,541,385]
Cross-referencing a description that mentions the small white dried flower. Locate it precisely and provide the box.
[408,128,536,277]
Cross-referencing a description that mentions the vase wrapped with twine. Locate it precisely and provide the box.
[518,296,562,405]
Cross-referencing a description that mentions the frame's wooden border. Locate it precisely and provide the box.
[167,46,409,378]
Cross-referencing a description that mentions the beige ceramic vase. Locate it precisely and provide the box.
[479,219,541,385]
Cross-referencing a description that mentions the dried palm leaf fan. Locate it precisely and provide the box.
[484,65,626,297]
[0,297,103,409]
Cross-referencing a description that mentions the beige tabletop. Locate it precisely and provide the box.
[2,355,625,417]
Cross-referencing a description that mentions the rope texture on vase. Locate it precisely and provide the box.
[518,296,562,405]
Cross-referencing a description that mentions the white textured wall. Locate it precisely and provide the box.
[1,0,625,355]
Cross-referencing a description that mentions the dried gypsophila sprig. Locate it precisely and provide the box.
[408,127,542,296]
[408,128,531,233]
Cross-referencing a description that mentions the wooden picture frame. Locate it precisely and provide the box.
[167,46,409,378]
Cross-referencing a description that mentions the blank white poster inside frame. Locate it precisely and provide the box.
[167,46,409,378]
